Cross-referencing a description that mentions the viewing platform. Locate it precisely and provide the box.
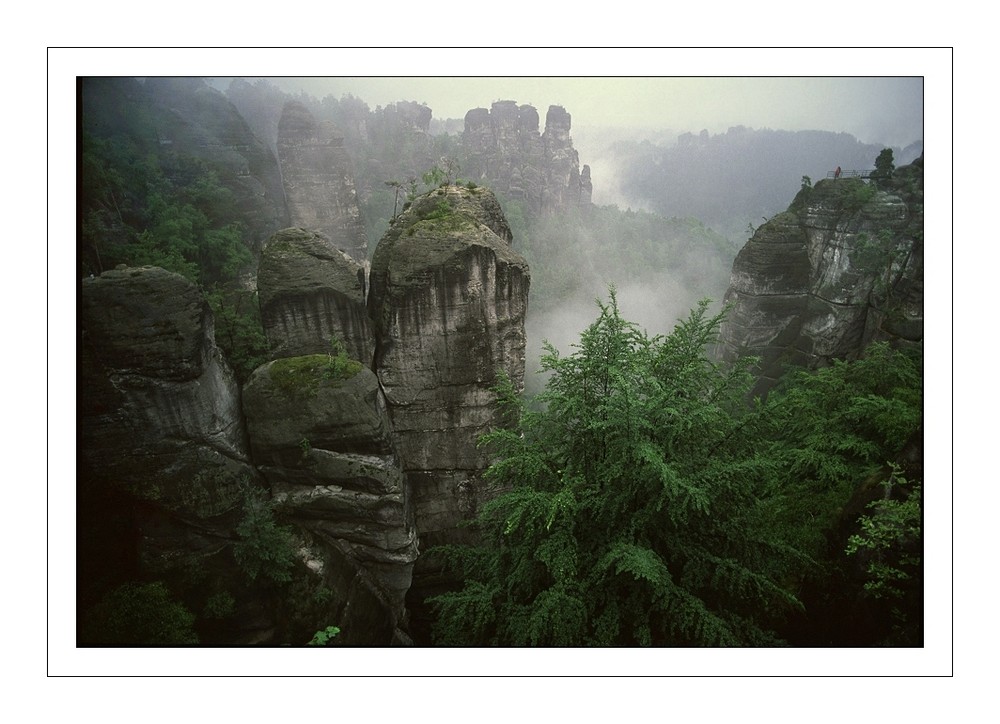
[827,169,873,179]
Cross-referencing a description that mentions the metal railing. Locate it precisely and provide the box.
[826,169,873,179]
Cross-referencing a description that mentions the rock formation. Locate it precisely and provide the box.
[257,227,374,366]
[78,89,535,647]
[79,266,258,638]
[368,184,530,547]
[718,157,923,391]
[241,357,417,644]
[81,265,253,516]
[462,101,592,213]
[277,101,369,262]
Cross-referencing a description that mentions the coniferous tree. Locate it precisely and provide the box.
[430,292,806,646]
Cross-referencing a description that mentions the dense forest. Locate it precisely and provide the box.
[78,77,923,647]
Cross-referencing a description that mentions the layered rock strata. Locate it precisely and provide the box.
[242,358,417,643]
[81,265,254,517]
[718,158,923,390]
[257,227,374,366]
[368,184,530,546]
[79,266,257,632]
[277,101,369,262]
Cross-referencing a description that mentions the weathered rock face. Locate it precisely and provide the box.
[81,265,253,515]
[241,357,417,643]
[368,185,530,546]
[462,101,592,213]
[79,266,257,635]
[718,157,923,390]
[257,227,374,366]
[131,78,289,254]
[277,101,369,262]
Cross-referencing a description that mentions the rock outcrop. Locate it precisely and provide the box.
[79,266,258,638]
[242,357,417,644]
[277,101,369,262]
[368,184,530,546]
[81,265,253,517]
[462,101,592,213]
[718,157,923,391]
[257,227,374,366]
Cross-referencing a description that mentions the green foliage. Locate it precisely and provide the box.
[312,586,334,605]
[81,130,254,285]
[843,464,922,645]
[81,581,199,645]
[268,349,362,398]
[419,198,453,222]
[429,294,923,647]
[431,292,805,646]
[202,590,236,619]
[758,343,922,560]
[845,181,876,210]
[871,148,895,188]
[206,287,270,383]
[846,465,922,600]
[307,625,342,646]
[324,336,363,380]
[233,480,296,584]
[422,165,446,189]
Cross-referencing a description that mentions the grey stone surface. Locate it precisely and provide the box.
[257,227,374,366]
[369,184,530,543]
[242,358,417,629]
[81,265,254,516]
[277,101,369,262]
[462,101,592,213]
[718,158,923,390]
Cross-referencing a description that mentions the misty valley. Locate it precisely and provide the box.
[78,77,923,648]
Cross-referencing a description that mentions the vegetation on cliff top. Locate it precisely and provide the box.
[267,341,363,397]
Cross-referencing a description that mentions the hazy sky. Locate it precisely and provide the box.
[249,76,923,147]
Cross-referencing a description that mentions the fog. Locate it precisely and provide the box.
[207,71,927,390]
[232,74,923,383]
[261,76,923,149]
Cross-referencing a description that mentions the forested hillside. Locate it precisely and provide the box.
[591,126,923,242]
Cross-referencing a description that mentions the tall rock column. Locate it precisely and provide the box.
[277,101,369,263]
[542,105,585,209]
[368,184,530,548]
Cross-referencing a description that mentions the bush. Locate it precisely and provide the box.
[81,581,199,645]
[233,481,296,584]
[307,625,341,646]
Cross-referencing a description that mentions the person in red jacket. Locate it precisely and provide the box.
[834,165,842,179]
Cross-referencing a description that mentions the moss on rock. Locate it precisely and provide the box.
[267,354,363,398]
